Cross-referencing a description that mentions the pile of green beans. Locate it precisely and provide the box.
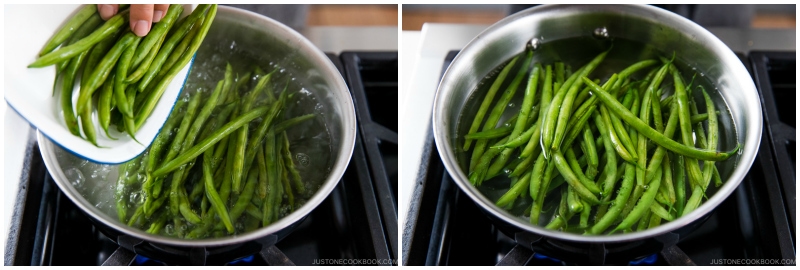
[463,47,739,235]
[115,63,317,239]
[30,4,217,146]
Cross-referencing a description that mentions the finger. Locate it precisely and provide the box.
[97,4,119,20]
[130,4,155,37]
[152,4,170,22]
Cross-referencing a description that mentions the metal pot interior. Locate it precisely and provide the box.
[39,5,356,247]
[433,4,761,243]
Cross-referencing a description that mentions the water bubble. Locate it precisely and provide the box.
[527,37,541,51]
[503,169,512,175]
[643,185,650,190]
[66,168,86,188]
[235,222,245,232]
[296,153,310,167]
[593,27,609,39]
[165,224,174,235]
[508,103,515,108]
[699,73,705,77]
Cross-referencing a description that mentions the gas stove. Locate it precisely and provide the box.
[402,47,795,266]
[4,51,398,266]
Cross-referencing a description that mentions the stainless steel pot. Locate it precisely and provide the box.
[433,4,761,244]
[39,5,356,249]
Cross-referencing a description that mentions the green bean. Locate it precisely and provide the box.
[690,113,713,124]
[599,104,637,163]
[126,33,165,84]
[662,154,676,205]
[579,198,591,228]
[276,133,294,211]
[567,186,584,214]
[137,5,211,92]
[153,105,268,177]
[612,164,662,233]
[682,185,704,217]
[274,114,315,133]
[182,80,225,154]
[586,161,634,234]
[468,137,509,186]
[263,131,279,226]
[115,161,132,222]
[667,67,708,189]
[531,160,558,224]
[510,151,535,179]
[127,206,144,227]
[528,152,546,202]
[75,30,134,114]
[512,62,541,139]
[571,84,595,116]
[651,85,665,133]
[608,105,638,161]
[593,113,618,202]
[465,126,512,140]
[496,170,532,208]
[541,64,586,159]
[232,78,267,194]
[516,66,550,159]
[636,210,651,232]
[582,125,599,179]
[551,50,609,152]
[114,32,141,119]
[242,86,286,179]
[37,5,99,57]
[644,101,680,183]
[492,110,540,149]
[135,5,217,131]
[98,75,120,140]
[582,77,739,161]
[131,5,183,68]
[470,52,531,172]
[647,212,662,229]
[82,31,120,91]
[700,86,719,189]
[463,55,520,154]
[282,133,307,197]
[179,194,202,224]
[256,146,269,199]
[145,193,167,217]
[554,61,565,84]
[562,74,619,152]
[61,49,89,138]
[202,149,233,233]
[674,154,687,216]
[565,148,601,195]
[547,187,570,230]
[78,90,99,146]
[31,9,129,68]
[145,210,169,234]
[552,151,600,205]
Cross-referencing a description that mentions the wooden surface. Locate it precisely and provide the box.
[308,4,398,26]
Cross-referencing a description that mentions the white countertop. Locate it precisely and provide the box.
[399,23,489,241]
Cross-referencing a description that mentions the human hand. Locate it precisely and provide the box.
[97,4,169,37]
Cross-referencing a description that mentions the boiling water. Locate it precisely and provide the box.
[456,36,739,232]
[55,16,335,238]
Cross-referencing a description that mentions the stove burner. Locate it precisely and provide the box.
[629,254,658,266]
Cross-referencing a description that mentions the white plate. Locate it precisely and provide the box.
[4,4,192,164]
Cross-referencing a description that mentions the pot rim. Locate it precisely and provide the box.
[432,4,761,243]
[38,5,357,247]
